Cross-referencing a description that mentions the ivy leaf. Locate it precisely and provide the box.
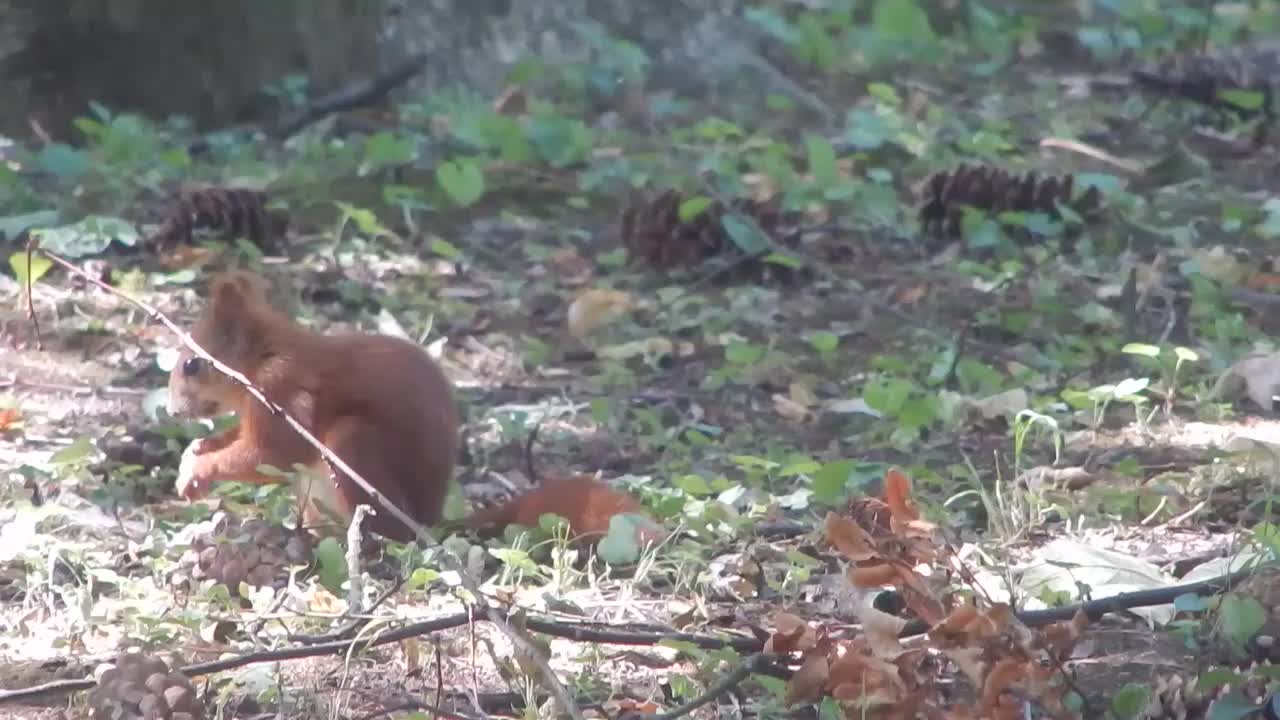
[436,159,486,207]
[8,252,53,288]
[596,514,647,565]
[872,0,936,43]
[314,537,349,596]
[720,213,770,255]
[805,135,838,186]
[34,215,138,258]
[678,196,713,222]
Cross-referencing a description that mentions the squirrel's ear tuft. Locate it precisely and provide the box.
[201,272,267,359]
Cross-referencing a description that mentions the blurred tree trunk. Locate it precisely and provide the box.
[0,0,761,142]
[0,0,383,139]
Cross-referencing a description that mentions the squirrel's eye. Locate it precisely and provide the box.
[182,357,205,376]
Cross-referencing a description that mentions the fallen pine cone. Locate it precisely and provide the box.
[917,163,1103,249]
[1132,42,1280,119]
[620,189,805,284]
[143,187,287,255]
[87,651,204,720]
[178,513,314,595]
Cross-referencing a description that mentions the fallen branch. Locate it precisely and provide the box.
[0,611,763,705]
[276,52,429,138]
[20,241,585,720]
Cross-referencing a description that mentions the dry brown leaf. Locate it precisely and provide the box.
[567,288,634,339]
[549,247,594,285]
[0,407,21,432]
[785,651,830,706]
[882,468,919,522]
[848,563,899,588]
[773,393,814,423]
[824,513,877,561]
[856,605,909,659]
[1040,609,1088,662]
[158,244,218,270]
[492,85,529,116]
[978,657,1027,719]
[766,612,814,654]
[894,283,929,306]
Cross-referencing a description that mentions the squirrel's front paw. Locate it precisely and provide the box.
[175,438,208,499]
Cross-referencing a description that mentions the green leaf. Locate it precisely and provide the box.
[335,202,394,239]
[1207,690,1265,720]
[863,377,912,415]
[812,460,857,504]
[35,143,90,178]
[844,108,893,150]
[1219,593,1266,651]
[872,0,935,42]
[866,83,901,106]
[429,236,462,259]
[360,131,417,176]
[678,196,713,222]
[1174,347,1199,363]
[807,331,839,354]
[0,210,61,242]
[34,215,139,258]
[596,514,646,565]
[804,135,838,186]
[1218,88,1265,112]
[314,537,348,595]
[1112,377,1149,398]
[673,474,712,496]
[1110,685,1149,719]
[1172,592,1209,613]
[720,213,770,255]
[406,567,441,591]
[436,158,486,207]
[49,436,96,466]
[725,342,765,365]
[9,252,53,287]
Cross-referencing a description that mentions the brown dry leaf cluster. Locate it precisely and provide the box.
[144,187,287,259]
[918,163,1103,241]
[761,468,1091,719]
[619,188,800,282]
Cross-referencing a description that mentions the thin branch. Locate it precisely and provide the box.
[21,242,585,720]
[643,653,777,720]
[276,53,429,138]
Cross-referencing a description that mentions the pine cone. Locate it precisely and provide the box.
[619,189,800,283]
[144,187,287,255]
[1140,672,1210,720]
[917,163,1103,243]
[87,652,204,720]
[181,515,314,594]
[1133,42,1280,116]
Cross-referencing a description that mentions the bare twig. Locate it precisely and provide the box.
[641,653,777,720]
[22,238,43,349]
[21,243,585,720]
[1038,137,1146,176]
[345,505,370,612]
[277,53,429,138]
[289,576,405,644]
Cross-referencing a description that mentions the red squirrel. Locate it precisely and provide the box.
[166,271,460,542]
[167,272,660,549]
[465,474,664,548]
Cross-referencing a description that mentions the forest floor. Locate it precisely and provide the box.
[5,6,1280,720]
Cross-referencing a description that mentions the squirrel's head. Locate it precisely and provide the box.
[166,272,271,418]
